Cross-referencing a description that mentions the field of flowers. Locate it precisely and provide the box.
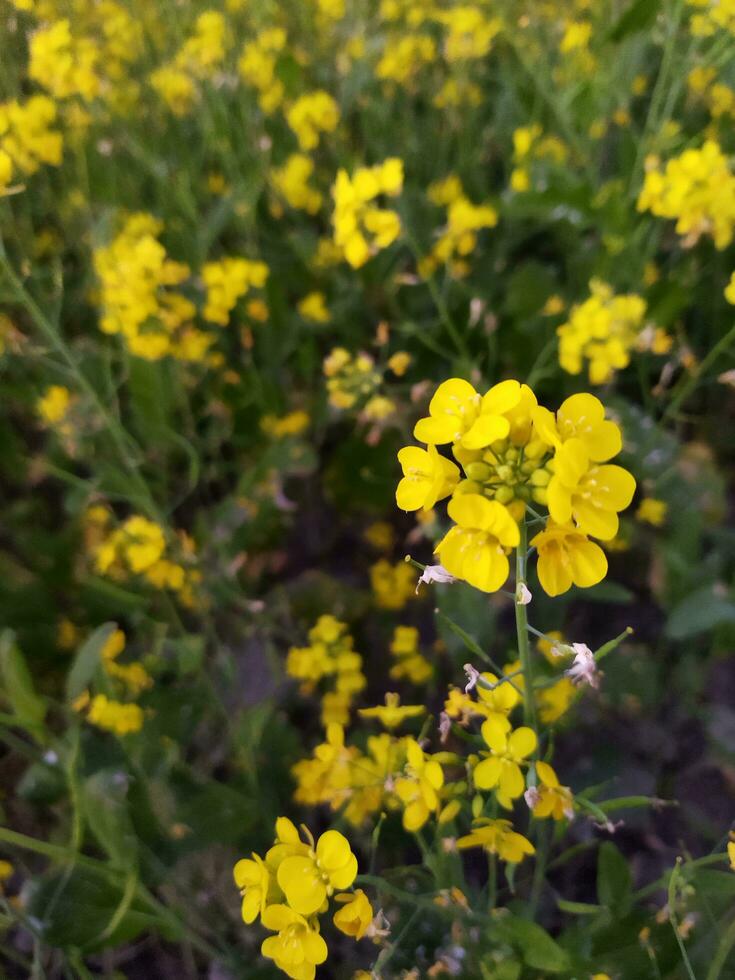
[1,0,735,977]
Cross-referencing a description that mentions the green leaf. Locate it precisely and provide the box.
[26,866,171,951]
[66,622,117,702]
[607,0,661,41]
[557,898,605,916]
[81,769,138,870]
[491,913,570,972]
[597,841,633,914]
[0,630,46,729]
[666,585,735,640]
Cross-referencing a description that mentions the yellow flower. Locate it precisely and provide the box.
[271,154,323,214]
[473,721,537,808]
[636,498,667,526]
[37,385,72,425]
[533,392,623,462]
[527,762,574,820]
[359,692,424,729]
[333,889,373,939]
[233,853,271,923]
[86,694,144,735]
[396,445,460,511]
[413,378,520,448]
[370,559,416,609]
[547,439,636,540]
[394,737,444,831]
[728,840,735,872]
[277,829,357,915]
[387,351,411,375]
[531,521,608,596]
[726,272,735,305]
[456,818,535,863]
[537,677,576,724]
[298,291,329,323]
[434,494,520,593]
[260,904,328,980]
[286,91,339,151]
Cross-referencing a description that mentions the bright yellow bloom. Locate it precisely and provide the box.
[29,20,100,101]
[261,904,328,980]
[547,439,636,541]
[233,853,271,923]
[396,445,460,511]
[277,829,357,915]
[387,351,411,375]
[271,154,323,214]
[286,91,339,151]
[726,272,735,305]
[332,160,403,268]
[413,378,520,449]
[333,889,373,939]
[636,498,667,526]
[389,626,433,684]
[434,494,519,593]
[37,385,72,425]
[457,818,535,863]
[369,559,416,609]
[532,392,623,462]
[359,692,424,729]
[86,694,144,735]
[527,762,574,820]
[202,257,268,325]
[531,521,608,596]
[298,291,329,323]
[0,95,63,184]
[537,677,576,724]
[473,721,536,808]
[394,737,444,831]
[728,840,735,872]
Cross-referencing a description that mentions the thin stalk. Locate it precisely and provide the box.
[515,520,538,734]
[667,859,698,980]
[663,323,735,421]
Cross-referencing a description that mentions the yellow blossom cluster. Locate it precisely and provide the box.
[510,124,568,192]
[271,154,323,214]
[150,11,227,116]
[202,257,269,325]
[29,19,100,101]
[687,0,735,37]
[233,817,370,980]
[297,291,329,323]
[238,28,287,113]
[92,512,200,607]
[93,213,206,361]
[370,559,416,610]
[637,140,735,249]
[397,380,635,595]
[323,347,396,421]
[260,410,310,439]
[421,174,498,278]
[557,279,648,384]
[376,34,436,85]
[286,616,366,727]
[0,95,63,193]
[332,158,404,268]
[286,91,339,151]
[437,6,502,61]
[100,628,153,697]
[389,626,433,683]
[74,691,144,735]
[36,384,73,429]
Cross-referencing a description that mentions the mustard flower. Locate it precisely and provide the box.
[394,737,444,832]
[396,445,460,511]
[636,498,667,526]
[333,889,374,939]
[531,521,608,596]
[547,439,636,541]
[233,853,271,923]
[286,91,339,151]
[473,721,537,807]
[260,904,328,980]
[525,762,574,821]
[533,392,623,462]
[456,818,535,863]
[537,677,576,724]
[358,692,424,729]
[277,829,358,915]
[413,377,520,448]
[434,494,520,593]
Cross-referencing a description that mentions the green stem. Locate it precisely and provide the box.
[515,520,538,734]
[706,913,735,980]
[667,858,698,980]
[663,323,735,421]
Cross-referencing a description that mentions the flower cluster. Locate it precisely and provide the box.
[233,818,371,979]
[557,279,648,384]
[332,158,404,268]
[150,11,227,116]
[0,95,62,193]
[238,28,287,113]
[389,626,433,683]
[91,511,200,607]
[323,348,396,422]
[286,91,339,151]
[397,380,635,595]
[637,140,735,249]
[420,175,498,278]
[286,616,366,727]
[271,154,323,215]
[370,559,416,610]
[202,257,269,325]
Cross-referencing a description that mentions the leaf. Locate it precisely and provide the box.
[81,769,139,869]
[666,585,735,640]
[0,630,46,729]
[491,914,570,972]
[26,866,172,951]
[557,898,605,916]
[597,841,632,914]
[607,0,661,41]
[66,622,117,702]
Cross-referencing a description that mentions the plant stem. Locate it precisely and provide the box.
[515,519,538,734]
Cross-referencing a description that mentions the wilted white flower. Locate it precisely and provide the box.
[516,582,532,605]
[463,663,480,694]
[416,563,456,593]
[524,786,540,809]
[566,642,598,688]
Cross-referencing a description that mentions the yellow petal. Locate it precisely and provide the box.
[568,537,607,587]
[460,413,510,449]
[473,756,502,789]
[414,415,460,445]
[508,726,537,759]
[482,379,522,414]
